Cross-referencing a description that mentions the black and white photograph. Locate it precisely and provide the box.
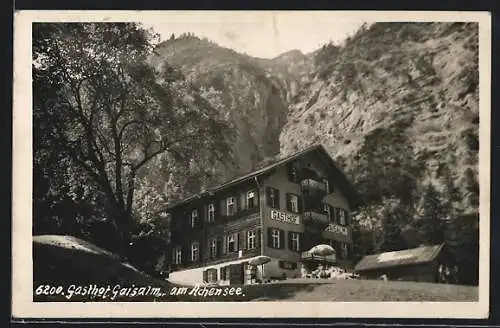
[12,10,491,318]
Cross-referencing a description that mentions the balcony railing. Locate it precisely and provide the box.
[322,223,352,243]
[300,178,327,193]
[299,167,321,181]
[302,211,330,226]
[301,250,337,263]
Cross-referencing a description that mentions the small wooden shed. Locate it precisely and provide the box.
[354,244,455,283]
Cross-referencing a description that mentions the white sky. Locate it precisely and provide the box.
[142,12,368,58]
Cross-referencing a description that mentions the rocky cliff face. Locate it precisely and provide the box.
[279,22,479,216]
[151,36,294,177]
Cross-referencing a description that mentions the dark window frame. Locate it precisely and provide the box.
[266,187,280,209]
[286,193,301,213]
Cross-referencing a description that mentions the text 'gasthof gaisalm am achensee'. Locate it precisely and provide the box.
[34,284,245,300]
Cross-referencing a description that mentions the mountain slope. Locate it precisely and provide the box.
[151,35,293,177]
[150,24,479,220]
[280,22,479,216]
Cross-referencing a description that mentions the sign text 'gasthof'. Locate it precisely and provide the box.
[270,209,300,225]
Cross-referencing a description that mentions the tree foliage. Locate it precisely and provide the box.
[33,23,233,258]
[350,124,423,206]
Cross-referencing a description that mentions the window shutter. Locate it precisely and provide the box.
[241,230,247,250]
[220,267,226,280]
[276,189,281,209]
[181,244,187,263]
[266,187,272,206]
[256,228,261,249]
[288,231,293,250]
[244,192,250,210]
[279,230,285,249]
[235,193,240,211]
[222,236,227,254]
[297,196,303,213]
[345,210,350,225]
[235,232,239,251]
[285,193,291,212]
[202,270,208,283]
[287,165,296,182]
[220,199,226,216]
[334,240,340,255]
[267,228,273,247]
[216,238,222,257]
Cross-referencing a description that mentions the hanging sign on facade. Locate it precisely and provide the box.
[270,209,300,225]
[324,223,349,236]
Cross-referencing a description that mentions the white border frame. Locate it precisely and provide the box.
[12,10,491,319]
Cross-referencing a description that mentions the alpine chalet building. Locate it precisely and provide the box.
[166,144,361,285]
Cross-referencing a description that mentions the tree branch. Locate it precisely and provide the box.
[118,120,144,142]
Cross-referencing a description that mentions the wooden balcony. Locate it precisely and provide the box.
[301,250,337,264]
[300,178,327,193]
[302,211,330,227]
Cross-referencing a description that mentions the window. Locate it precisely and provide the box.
[324,204,335,222]
[270,228,281,249]
[247,190,257,209]
[220,266,231,280]
[191,209,198,228]
[266,187,280,209]
[209,238,217,258]
[226,196,235,216]
[227,234,236,253]
[247,230,256,249]
[340,242,349,260]
[338,209,347,226]
[207,204,215,222]
[289,232,300,252]
[279,261,298,270]
[324,178,330,193]
[224,266,231,280]
[220,266,227,280]
[204,269,217,283]
[288,165,299,182]
[207,268,217,282]
[191,241,199,262]
[289,194,299,213]
[173,246,182,265]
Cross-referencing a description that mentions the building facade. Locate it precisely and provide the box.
[166,145,361,286]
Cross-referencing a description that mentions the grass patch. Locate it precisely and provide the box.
[33,235,478,302]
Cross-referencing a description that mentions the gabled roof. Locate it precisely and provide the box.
[165,144,361,212]
[354,244,445,272]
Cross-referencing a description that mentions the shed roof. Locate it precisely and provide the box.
[354,244,445,272]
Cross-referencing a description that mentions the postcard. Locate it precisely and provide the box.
[12,10,491,319]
